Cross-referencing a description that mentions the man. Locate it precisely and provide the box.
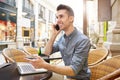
[30,4,91,80]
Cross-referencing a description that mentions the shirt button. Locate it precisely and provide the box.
[64,55,66,57]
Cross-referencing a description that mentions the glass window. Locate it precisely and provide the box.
[0,9,16,42]
[48,10,55,23]
[23,0,34,13]
[0,0,16,6]
[38,4,45,19]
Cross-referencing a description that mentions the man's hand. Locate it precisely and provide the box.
[51,24,61,36]
[27,56,47,69]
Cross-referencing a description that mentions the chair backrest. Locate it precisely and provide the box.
[23,46,38,55]
[98,68,120,80]
[90,55,120,80]
[2,48,28,63]
[88,48,109,66]
[23,46,51,63]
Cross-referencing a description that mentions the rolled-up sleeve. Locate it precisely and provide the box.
[70,39,91,75]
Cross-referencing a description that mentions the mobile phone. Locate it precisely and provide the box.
[55,24,60,31]
[25,56,37,60]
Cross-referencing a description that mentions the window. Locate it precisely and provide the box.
[49,10,54,23]
[38,4,45,20]
[0,9,16,42]
[0,0,16,6]
[23,0,34,14]
[22,27,30,38]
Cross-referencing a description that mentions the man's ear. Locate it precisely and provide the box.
[69,16,74,22]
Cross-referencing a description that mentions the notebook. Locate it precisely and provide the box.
[17,62,47,75]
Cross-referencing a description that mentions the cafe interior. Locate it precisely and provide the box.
[0,0,120,80]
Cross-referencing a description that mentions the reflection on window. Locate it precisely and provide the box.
[0,11,16,42]
[0,0,16,6]
[38,4,45,20]
[49,10,54,23]
[22,0,34,14]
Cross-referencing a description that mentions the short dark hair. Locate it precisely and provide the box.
[56,4,74,16]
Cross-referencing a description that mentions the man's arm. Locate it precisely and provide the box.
[43,62,76,76]
[44,24,61,55]
[44,35,56,55]
[29,56,76,76]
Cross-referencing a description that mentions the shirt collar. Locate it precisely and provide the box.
[64,27,77,40]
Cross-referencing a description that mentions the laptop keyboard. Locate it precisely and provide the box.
[17,62,47,75]
[20,64,36,72]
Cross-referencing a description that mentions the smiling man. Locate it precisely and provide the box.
[30,4,91,80]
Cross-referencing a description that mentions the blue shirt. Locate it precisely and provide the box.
[52,28,91,80]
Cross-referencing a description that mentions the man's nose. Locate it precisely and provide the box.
[56,18,61,24]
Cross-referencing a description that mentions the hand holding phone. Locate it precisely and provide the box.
[55,24,60,31]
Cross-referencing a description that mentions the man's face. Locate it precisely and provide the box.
[56,10,73,31]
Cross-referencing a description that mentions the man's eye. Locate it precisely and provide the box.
[60,15,63,18]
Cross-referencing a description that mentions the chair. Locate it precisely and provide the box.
[2,48,28,63]
[90,55,120,80]
[88,48,109,66]
[23,46,63,63]
[23,46,51,63]
[98,68,120,80]
[23,46,38,56]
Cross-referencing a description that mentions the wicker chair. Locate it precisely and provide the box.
[23,46,50,62]
[23,46,63,63]
[98,68,120,80]
[23,46,38,56]
[90,55,120,80]
[2,48,28,63]
[88,48,109,66]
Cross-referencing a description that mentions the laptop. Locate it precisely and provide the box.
[17,62,47,75]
